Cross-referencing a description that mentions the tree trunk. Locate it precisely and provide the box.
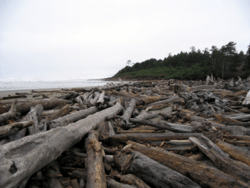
[48,106,98,128]
[107,178,136,188]
[0,100,19,124]
[106,133,203,144]
[114,151,200,188]
[115,174,150,188]
[0,121,33,139]
[215,139,250,166]
[47,104,71,122]
[190,135,250,183]
[86,131,106,188]
[121,99,136,125]
[127,141,250,188]
[129,118,195,133]
[0,102,123,188]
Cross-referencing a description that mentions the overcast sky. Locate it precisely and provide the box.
[0,0,249,80]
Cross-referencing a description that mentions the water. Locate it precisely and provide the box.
[0,79,110,91]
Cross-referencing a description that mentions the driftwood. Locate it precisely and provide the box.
[49,106,98,129]
[107,178,136,188]
[0,121,33,139]
[190,135,250,183]
[114,151,200,188]
[44,161,64,188]
[12,98,71,114]
[106,133,202,144]
[144,96,182,108]
[8,104,44,142]
[115,174,150,188]
[129,118,195,133]
[2,95,27,100]
[127,141,250,188]
[134,111,158,120]
[0,100,19,124]
[215,139,250,166]
[85,131,106,188]
[121,99,136,125]
[0,103,123,188]
[47,104,71,122]
[96,90,105,108]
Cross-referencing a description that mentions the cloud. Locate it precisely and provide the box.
[0,0,250,80]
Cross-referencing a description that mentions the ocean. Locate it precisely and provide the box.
[0,79,111,91]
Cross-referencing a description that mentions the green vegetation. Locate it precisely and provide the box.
[114,42,249,80]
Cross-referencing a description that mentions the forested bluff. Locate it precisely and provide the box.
[113,42,250,80]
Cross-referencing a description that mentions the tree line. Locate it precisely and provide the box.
[115,42,250,80]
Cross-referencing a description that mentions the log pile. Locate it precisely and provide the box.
[1,78,250,188]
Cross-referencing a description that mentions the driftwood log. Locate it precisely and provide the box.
[0,121,33,139]
[85,130,106,188]
[0,100,19,124]
[114,151,201,188]
[127,141,250,188]
[0,102,123,188]
[106,133,202,144]
[215,139,250,166]
[190,135,250,183]
[48,106,98,129]
[129,118,195,133]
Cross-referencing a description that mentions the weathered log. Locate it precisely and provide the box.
[135,111,158,120]
[4,98,72,114]
[215,139,250,166]
[0,121,33,139]
[127,141,250,188]
[8,104,43,142]
[98,121,115,137]
[47,104,71,122]
[90,92,101,106]
[144,96,183,108]
[114,151,201,188]
[107,178,136,188]
[0,100,19,124]
[27,104,44,135]
[48,106,98,128]
[0,102,123,188]
[86,130,106,188]
[106,133,203,144]
[41,109,60,117]
[115,174,150,188]
[190,135,250,182]
[121,99,136,125]
[187,85,216,92]
[129,118,195,133]
[243,90,250,106]
[96,90,105,108]
[223,135,250,146]
[2,95,27,100]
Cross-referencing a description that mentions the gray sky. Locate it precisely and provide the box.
[0,0,250,80]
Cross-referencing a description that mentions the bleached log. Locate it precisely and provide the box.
[48,106,98,128]
[129,118,195,133]
[8,104,43,142]
[107,178,135,188]
[121,99,136,125]
[0,121,33,139]
[0,102,123,188]
[96,91,105,108]
[47,104,70,122]
[106,133,202,145]
[0,100,19,124]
